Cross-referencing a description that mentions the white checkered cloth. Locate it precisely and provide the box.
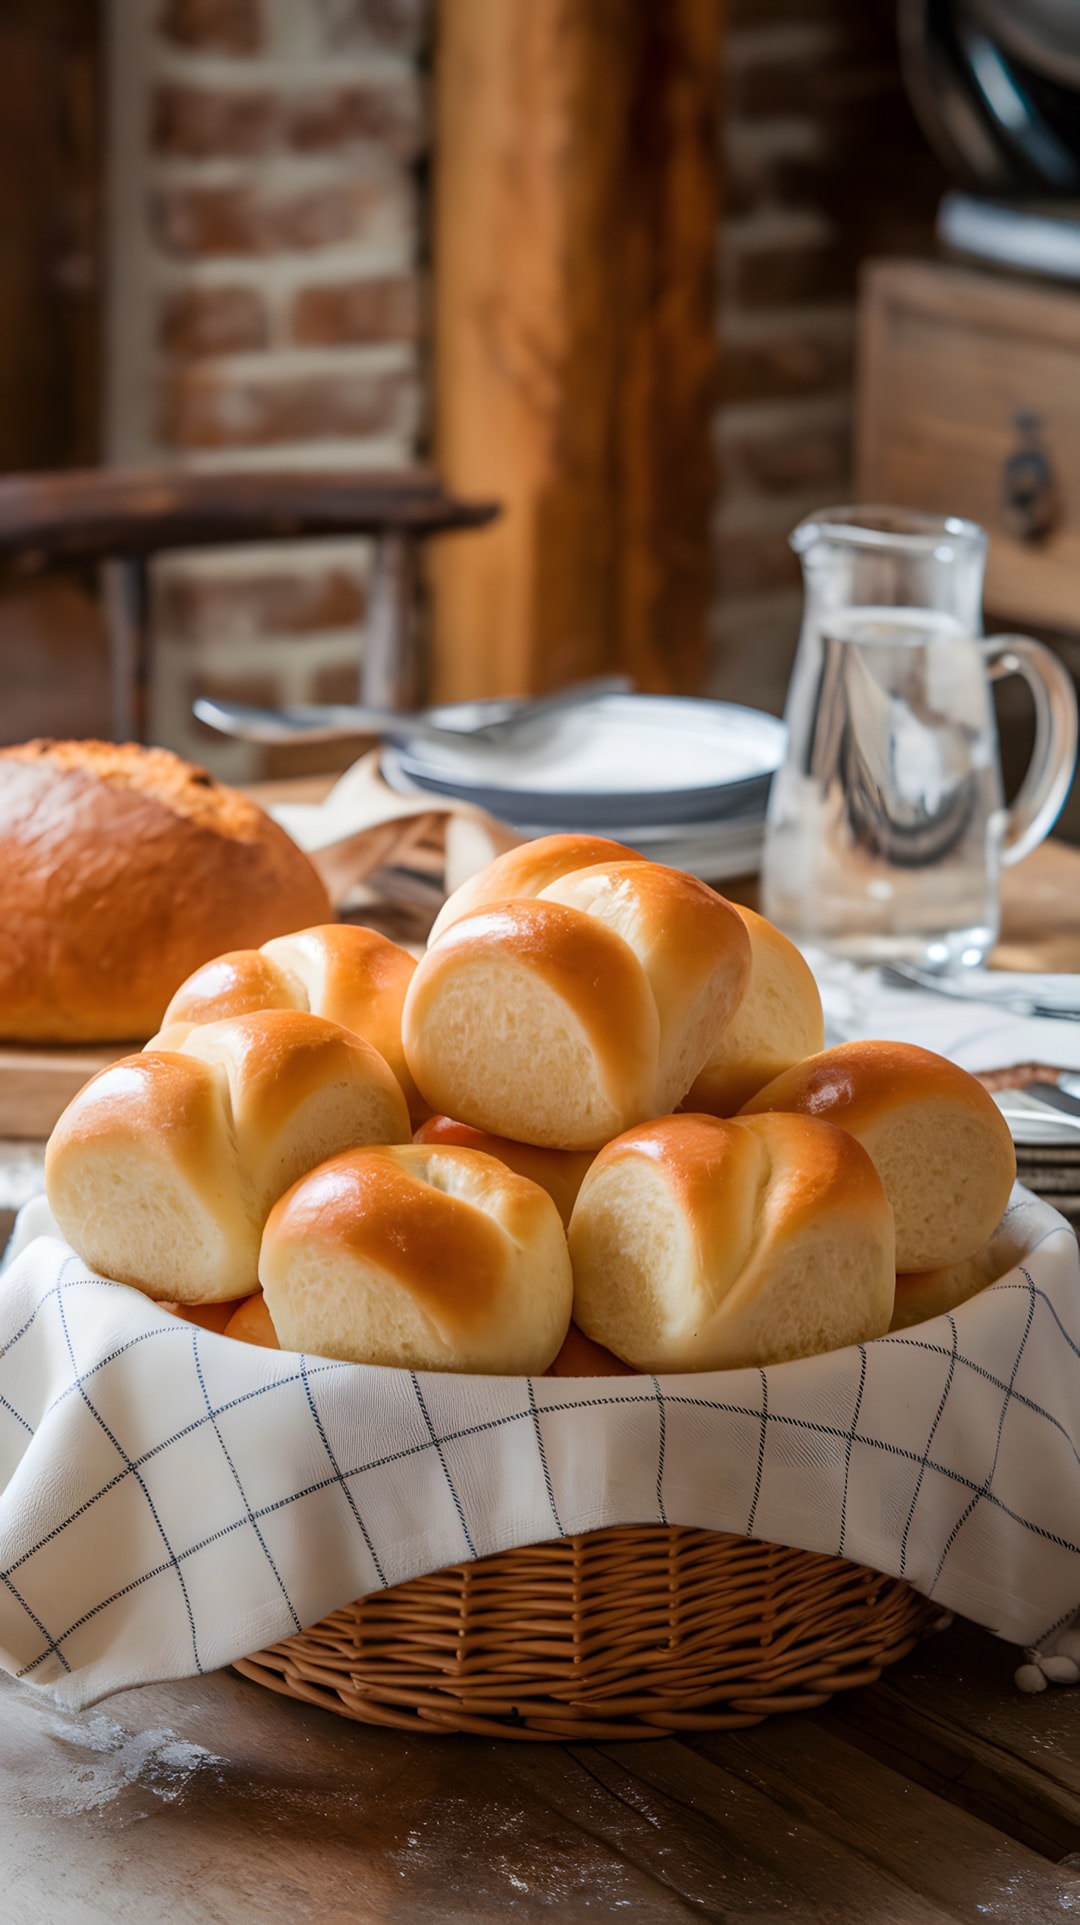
[0,1187,1077,1710]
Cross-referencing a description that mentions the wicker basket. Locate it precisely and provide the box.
[235,1524,940,1739]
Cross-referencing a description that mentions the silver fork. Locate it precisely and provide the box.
[878,961,1080,1023]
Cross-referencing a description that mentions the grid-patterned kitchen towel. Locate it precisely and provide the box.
[0,1188,1077,1710]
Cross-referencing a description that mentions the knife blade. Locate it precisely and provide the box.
[1021,1080,1080,1120]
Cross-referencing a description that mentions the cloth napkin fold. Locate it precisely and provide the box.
[1,1189,1077,1710]
[269,751,521,909]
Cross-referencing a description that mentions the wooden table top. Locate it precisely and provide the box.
[4,819,1080,1921]
[3,1617,1077,1923]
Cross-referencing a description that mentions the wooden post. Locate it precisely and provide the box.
[431,0,721,703]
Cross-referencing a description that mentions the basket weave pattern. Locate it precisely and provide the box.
[235,1525,938,1739]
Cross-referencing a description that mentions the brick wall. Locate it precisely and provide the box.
[709,0,949,717]
[105,0,428,776]
[104,0,949,770]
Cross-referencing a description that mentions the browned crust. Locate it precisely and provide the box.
[0,740,332,1042]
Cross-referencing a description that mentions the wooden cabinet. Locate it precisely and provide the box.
[857,259,1080,634]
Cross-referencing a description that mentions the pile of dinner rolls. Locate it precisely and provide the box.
[44,834,1018,1377]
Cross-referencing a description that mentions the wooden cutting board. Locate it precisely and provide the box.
[0,1044,129,1140]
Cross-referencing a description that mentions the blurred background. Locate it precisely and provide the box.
[4,0,1080,832]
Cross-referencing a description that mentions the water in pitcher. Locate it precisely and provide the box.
[762,608,1008,969]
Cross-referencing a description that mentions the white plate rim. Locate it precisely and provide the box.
[385,695,787,827]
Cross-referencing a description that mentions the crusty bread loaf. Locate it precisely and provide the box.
[413,1115,594,1227]
[568,1111,895,1372]
[0,739,332,1043]
[260,1144,573,1374]
[740,1040,1016,1272]
[403,863,752,1150]
[45,1009,411,1303]
[161,922,423,1120]
[685,904,825,1116]
[427,832,646,945]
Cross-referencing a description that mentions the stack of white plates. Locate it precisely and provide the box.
[380,692,786,882]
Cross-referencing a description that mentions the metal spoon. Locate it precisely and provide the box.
[193,675,633,751]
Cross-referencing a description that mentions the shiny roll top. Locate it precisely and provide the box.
[412,1115,595,1227]
[404,859,752,1150]
[426,833,648,944]
[684,903,825,1116]
[45,1009,411,1303]
[425,834,825,1132]
[160,922,423,1119]
[568,1111,895,1373]
[260,1144,573,1375]
[740,1039,1017,1272]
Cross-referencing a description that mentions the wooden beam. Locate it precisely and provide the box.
[431,0,721,703]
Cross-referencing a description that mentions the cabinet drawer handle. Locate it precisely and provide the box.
[1001,411,1060,544]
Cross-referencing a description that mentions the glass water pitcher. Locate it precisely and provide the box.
[761,508,1078,970]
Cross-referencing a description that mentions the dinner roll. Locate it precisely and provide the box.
[161,1300,239,1334]
[427,832,646,945]
[413,1115,594,1227]
[890,1203,1037,1331]
[403,864,751,1150]
[546,1323,635,1377]
[740,1040,1016,1272]
[224,1292,280,1348]
[0,739,331,1043]
[685,905,825,1116]
[890,1256,996,1332]
[568,1112,895,1372]
[45,1009,411,1304]
[260,1144,573,1374]
[161,923,423,1119]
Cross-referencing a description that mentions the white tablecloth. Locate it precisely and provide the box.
[809,952,1080,1075]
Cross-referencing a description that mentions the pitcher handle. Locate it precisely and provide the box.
[984,635,1078,866]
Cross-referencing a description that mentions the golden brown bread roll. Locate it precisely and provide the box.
[260,1144,573,1373]
[546,1323,636,1377]
[161,1299,240,1334]
[413,1115,594,1227]
[0,739,332,1043]
[224,1292,280,1348]
[685,904,825,1116]
[890,1205,1037,1330]
[427,832,646,945]
[45,1009,411,1303]
[890,1258,994,1332]
[568,1111,895,1372]
[403,863,752,1150]
[740,1040,1016,1272]
[161,922,424,1120]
